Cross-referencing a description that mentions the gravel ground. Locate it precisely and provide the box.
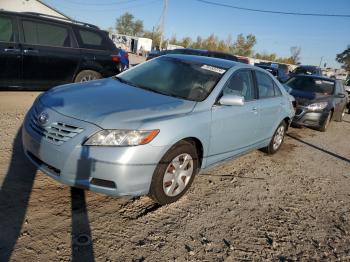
[0,90,349,262]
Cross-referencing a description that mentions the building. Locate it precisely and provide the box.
[110,33,152,54]
[0,0,70,19]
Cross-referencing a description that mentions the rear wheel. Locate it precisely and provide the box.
[261,121,287,154]
[74,70,101,83]
[149,141,199,205]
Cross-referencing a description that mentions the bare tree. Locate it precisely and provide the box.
[290,46,301,64]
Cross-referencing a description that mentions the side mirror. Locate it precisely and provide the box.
[336,93,346,98]
[219,94,245,106]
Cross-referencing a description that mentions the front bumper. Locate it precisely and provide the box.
[292,106,329,128]
[22,105,168,197]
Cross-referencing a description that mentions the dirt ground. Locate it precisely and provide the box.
[0,89,350,262]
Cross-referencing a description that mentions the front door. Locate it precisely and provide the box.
[208,70,259,166]
[0,15,22,88]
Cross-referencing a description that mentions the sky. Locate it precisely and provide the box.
[45,0,350,68]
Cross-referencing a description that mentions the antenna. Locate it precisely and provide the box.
[158,0,168,50]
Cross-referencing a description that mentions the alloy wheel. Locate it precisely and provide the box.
[272,125,285,151]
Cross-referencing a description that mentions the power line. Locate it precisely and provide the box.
[195,0,350,18]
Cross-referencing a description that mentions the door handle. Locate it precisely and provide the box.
[4,48,21,52]
[23,49,39,54]
[252,107,258,113]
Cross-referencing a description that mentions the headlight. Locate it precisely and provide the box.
[305,102,328,111]
[84,129,159,146]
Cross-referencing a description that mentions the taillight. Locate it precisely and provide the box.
[111,55,120,62]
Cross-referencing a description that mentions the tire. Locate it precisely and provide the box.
[149,141,199,205]
[261,121,287,155]
[74,70,101,83]
[318,111,332,132]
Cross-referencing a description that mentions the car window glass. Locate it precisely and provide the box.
[256,71,276,98]
[0,16,13,42]
[79,30,102,46]
[118,56,225,102]
[77,29,113,50]
[274,82,282,96]
[223,70,255,101]
[22,20,70,47]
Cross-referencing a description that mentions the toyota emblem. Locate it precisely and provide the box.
[38,111,49,125]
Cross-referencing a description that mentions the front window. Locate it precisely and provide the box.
[285,76,335,95]
[116,57,227,101]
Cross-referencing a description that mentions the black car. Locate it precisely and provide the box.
[284,75,348,131]
[146,48,239,62]
[291,65,322,76]
[255,64,289,83]
[0,11,121,90]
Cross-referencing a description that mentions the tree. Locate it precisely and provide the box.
[132,20,144,36]
[336,45,350,73]
[231,33,257,57]
[290,46,301,64]
[116,12,144,36]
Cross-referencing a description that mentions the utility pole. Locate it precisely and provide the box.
[158,0,168,50]
[319,56,324,67]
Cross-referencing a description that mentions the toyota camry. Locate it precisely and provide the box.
[22,55,295,204]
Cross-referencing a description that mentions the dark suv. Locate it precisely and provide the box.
[0,11,121,90]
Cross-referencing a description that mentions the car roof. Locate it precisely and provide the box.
[0,10,100,31]
[164,54,239,69]
[291,74,335,82]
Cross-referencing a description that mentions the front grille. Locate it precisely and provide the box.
[29,108,83,145]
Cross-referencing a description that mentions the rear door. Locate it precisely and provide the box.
[208,69,259,165]
[19,18,81,89]
[255,70,285,140]
[73,27,119,77]
[0,14,22,88]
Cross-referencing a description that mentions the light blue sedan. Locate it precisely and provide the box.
[22,55,295,204]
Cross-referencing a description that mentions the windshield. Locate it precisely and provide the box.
[285,76,335,95]
[116,56,226,101]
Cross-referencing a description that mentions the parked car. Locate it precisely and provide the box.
[255,64,289,83]
[344,78,350,113]
[22,54,295,204]
[284,75,348,131]
[146,49,171,60]
[146,48,239,62]
[0,11,122,90]
[291,65,322,76]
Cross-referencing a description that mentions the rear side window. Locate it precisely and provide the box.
[223,70,255,101]
[256,71,276,98]
[0,16,14,42]
[76,28,113,50]
[22,20,70,47]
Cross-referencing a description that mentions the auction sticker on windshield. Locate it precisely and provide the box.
[201,65,226,74]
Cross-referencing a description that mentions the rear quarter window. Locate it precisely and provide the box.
[76,28,115,51]
[75,28,116,51]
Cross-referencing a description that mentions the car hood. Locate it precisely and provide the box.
[39,78,196,129]
[289,88,332,106]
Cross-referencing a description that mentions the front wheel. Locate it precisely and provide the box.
[149,141,199,205]
[318,111,332,132]
[261,121,287,154]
